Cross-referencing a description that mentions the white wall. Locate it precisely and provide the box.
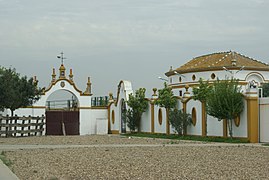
[259,98,269,142]
[232,99,248,138]
[186,99,202,136]
[207,115,222,136]
[140,102,151,132]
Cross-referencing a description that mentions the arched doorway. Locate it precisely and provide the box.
[120,99,127,133]
[45,90,80,135]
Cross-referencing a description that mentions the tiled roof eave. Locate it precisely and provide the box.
[165,66,269,77]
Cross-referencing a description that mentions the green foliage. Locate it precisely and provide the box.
[0,67,42,115]
[169,109,192,136]
[125,88,148,132]
[192,78,212,102]
[207,78,244,137]
[261,83,269,97]
[122,133,249,143]
[155,82,177,109]
[0,151,12,167]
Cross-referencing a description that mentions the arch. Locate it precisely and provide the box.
[114,80,133,107]
[45,89,80,135]
[46,89,80,110]
[245,72,265,87]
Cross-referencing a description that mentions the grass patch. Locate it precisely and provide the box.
[0,151,12,167]
[262,143,269,146]
[122,133,249,143]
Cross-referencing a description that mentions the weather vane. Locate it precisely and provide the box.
[57,52,67,65]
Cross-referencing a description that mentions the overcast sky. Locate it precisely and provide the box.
[1,0,269,98]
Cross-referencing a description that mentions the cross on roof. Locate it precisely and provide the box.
[57,52,67,65]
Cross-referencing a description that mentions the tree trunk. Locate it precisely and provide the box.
[166,108,170,135]
[227,119,233,138]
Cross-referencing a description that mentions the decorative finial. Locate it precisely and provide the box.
[169,66,173,71]
[83,77,92,95]
[231,51,237,66]
[69,69,73,81]
[183,84,191,98]
[33,76,38,85]
[51,68,56,82]
[152,88,157,96]
[109,92,114,102]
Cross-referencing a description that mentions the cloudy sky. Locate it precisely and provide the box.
[0,0,268,97]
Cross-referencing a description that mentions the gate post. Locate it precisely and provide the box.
[245,88,259,143]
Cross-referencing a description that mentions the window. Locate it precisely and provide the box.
[211,73,216,79]
[170,78,172,83]
[192,74,196,81]
[234,116,240,127]
[179,90,182,96]
[192,108,197,126]
[179,76,182,82]
[158,109,163,125]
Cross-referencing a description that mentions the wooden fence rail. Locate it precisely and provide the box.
[0,115,45,137]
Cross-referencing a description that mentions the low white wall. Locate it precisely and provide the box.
[207,115,222,137]
[140,103,151,133]
[187,99,202,136]
[259,98,269,142]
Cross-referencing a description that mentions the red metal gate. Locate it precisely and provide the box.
[45,111,79,135]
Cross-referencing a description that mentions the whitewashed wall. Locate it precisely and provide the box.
[259,98,269,142]
[186,99,202,136]
[232,99,248,138]
[140,102,151,133]
[207,115,223,136]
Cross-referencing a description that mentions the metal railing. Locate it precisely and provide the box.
[91,96,109,107]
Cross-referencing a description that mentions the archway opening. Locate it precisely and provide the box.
[45,89,80,135]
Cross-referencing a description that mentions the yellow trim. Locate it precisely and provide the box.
[79,106,108,110]
[234,116,240,127]
[23,106,46,109]
[151,103,155,133]
[246,97,259,143]
[201,102,207,137]
[43,78,91,96]
[111,130,119,134]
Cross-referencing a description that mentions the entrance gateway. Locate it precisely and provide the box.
[40,60,92,135]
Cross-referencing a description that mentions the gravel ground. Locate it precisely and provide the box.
[1,135,269,180]
[0,135,193,145]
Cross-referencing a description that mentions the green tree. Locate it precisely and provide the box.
[261,83,269,97]
[207,78,244,138]
[155,82,177,134]
[192,78,212,136]
[0,67,42,116]
[125,88,148,132]
[169,109,192,136]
